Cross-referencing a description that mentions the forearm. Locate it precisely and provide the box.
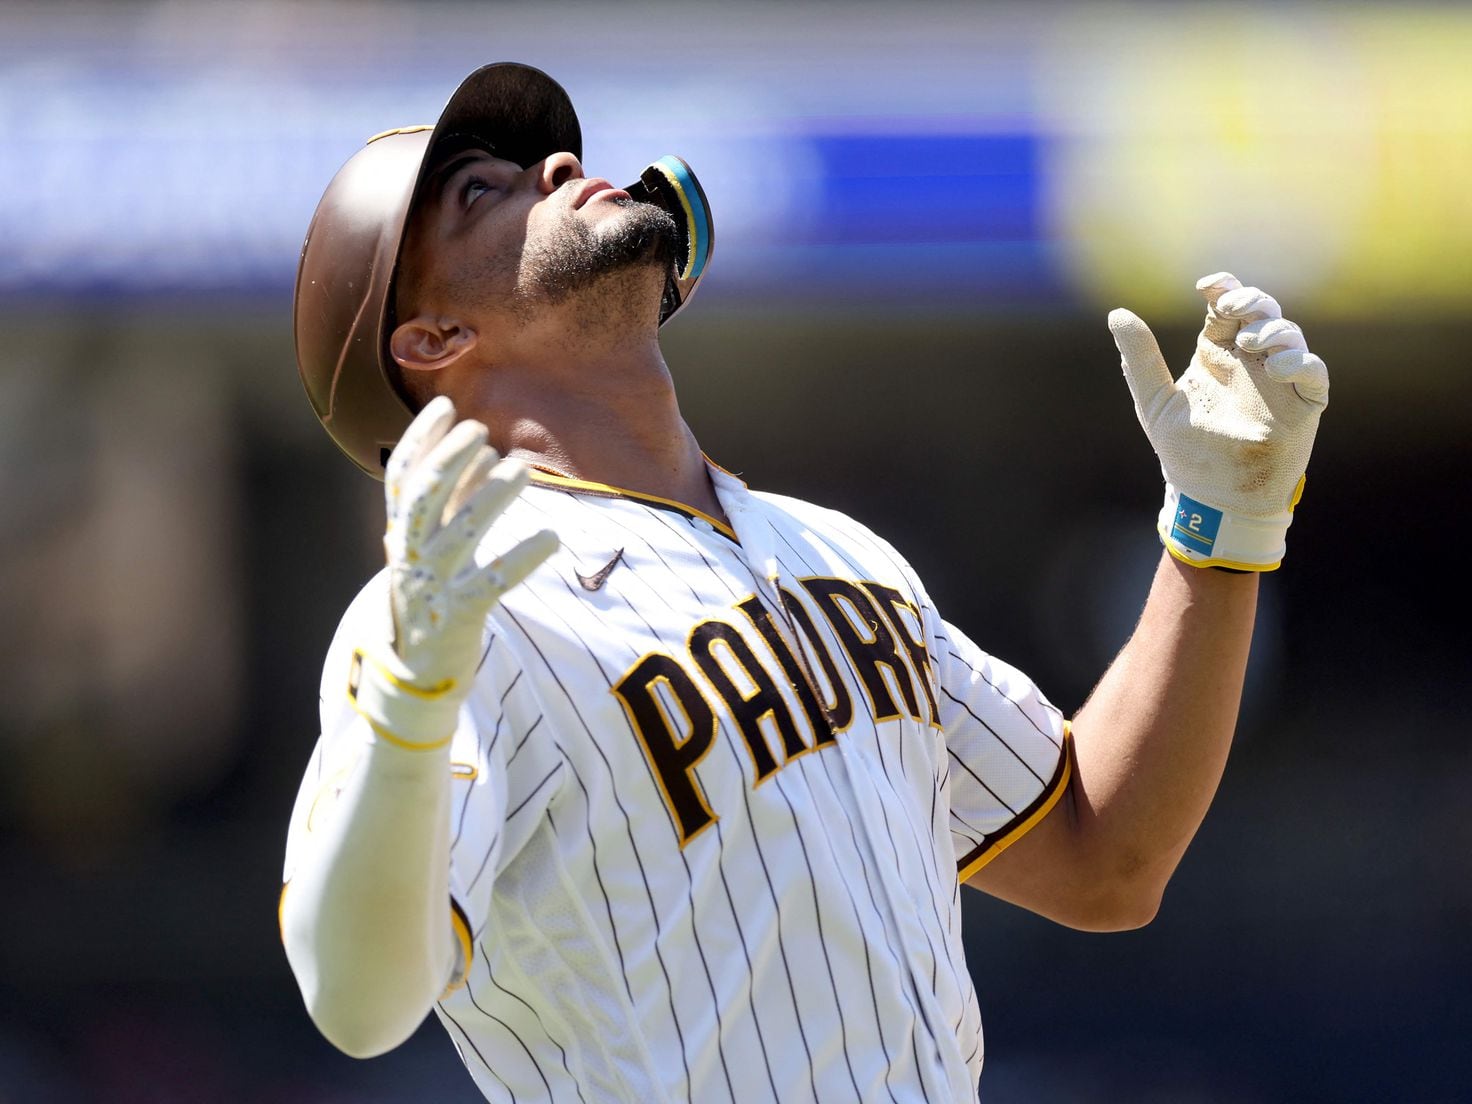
[970,273,1323,929]
[281,732,455,1058]
[1068,554,1258,899]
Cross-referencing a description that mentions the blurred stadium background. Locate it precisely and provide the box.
[1,2,1467,1100]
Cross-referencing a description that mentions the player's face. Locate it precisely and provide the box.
[398,143,676,321]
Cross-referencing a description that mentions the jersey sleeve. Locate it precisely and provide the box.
[444,623,567,954]
[280,572,566,980]
[779,500,1073,882]
[932,617,1071,880]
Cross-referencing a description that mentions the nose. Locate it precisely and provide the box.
[537,152,583,194]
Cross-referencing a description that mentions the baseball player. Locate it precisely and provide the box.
[280,64,1329,1102]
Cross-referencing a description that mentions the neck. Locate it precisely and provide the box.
[449,326,725,524]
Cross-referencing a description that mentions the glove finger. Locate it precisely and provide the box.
[429,458,533,577]
[1108,308,1175,422]
[385,396,456,509]
[1264,348,1329,407]
[1196,272,1244,343]
[402,419,490,547]
[1237,317,1306,354]
[445,444,501,521]
[1216,286,1282,321]
[460,529,559,608]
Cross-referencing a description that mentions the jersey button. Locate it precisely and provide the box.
[691,517,714,533]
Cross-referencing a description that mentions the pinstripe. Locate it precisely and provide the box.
[463,823,502,895]
[800,588,971,1101]
[462,972,557,1099]
[548,761,632,1005]
[501,762,562,826]
[694,739,818,1099]
[632,577,788,1101]
[939,640,1063,750]
[768,502,968,1092]
[950,804,989,841]
[538,573,739,1104]
[452,667,528,852]
[868,777,949,1052]
[440,1004,517,1102]
[706,816,783,1104]
[486,963,591,1104]
[862,720,971,1009]
[829,760,930,1088]
[744,773,822,1102]
[947,745,1018,815]
[501,604,696,1092]
[615,563,827,1100]
[589,500,847,1100]
[802,769,904,1104]
[496,669,524,707]
[939,684,1047,784]
[554,491,708,605]
[476,631,499,675]
[454,709,505,850]
[289,479,1069,1102]
[585,504,831,1097]
[646,508,746,602]
[506,714,543,766]
[767,763,864,1099]
[603,559,784,1103]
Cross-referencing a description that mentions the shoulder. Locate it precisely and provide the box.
[313,568,391,705]
[751,489,924,581]
[749,489,880,543]
[331,567,392,647]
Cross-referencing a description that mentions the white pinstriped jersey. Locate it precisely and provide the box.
[284,462,1068,1103]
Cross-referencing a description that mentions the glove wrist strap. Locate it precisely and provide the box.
[1156,482,1296,572]
[347,646,462,750]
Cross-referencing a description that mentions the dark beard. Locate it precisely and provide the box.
[515,199,678,308]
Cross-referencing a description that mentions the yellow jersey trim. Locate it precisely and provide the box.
[443,898,474,996]
[956,723,1073,881]
[529,469,738,541]
[702,453,746,484]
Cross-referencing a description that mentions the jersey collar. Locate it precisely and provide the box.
[527,460,741,542]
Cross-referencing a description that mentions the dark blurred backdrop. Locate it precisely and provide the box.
[2,3,1468,1102]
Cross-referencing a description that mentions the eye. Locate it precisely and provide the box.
[461,175,495,207]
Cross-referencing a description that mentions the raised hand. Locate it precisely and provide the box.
[1108,273,1329,570]
[353,396,558,747]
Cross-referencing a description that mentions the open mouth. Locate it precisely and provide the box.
[575,179,631,209]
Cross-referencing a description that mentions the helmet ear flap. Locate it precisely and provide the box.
[624,156,714,324]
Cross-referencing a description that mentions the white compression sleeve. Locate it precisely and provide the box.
[280,725,460,1058]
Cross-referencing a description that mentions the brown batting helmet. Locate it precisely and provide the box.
[294,62,714,478]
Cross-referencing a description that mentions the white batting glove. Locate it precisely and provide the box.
[349,396,558,749]
[1109,273,1329,571]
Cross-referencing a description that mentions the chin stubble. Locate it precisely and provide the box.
[514,199,678,308]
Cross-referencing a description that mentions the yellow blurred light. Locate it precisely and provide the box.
[1039,6,1472,318]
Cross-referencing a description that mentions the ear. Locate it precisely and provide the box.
[388,315,479,376]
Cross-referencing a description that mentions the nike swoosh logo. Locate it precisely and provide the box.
[576,548,625,592]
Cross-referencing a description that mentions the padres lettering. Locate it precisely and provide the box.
[613,576,938,845]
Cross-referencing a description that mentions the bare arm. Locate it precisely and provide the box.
[967,273,1325,929]
[967,554,1256,928]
